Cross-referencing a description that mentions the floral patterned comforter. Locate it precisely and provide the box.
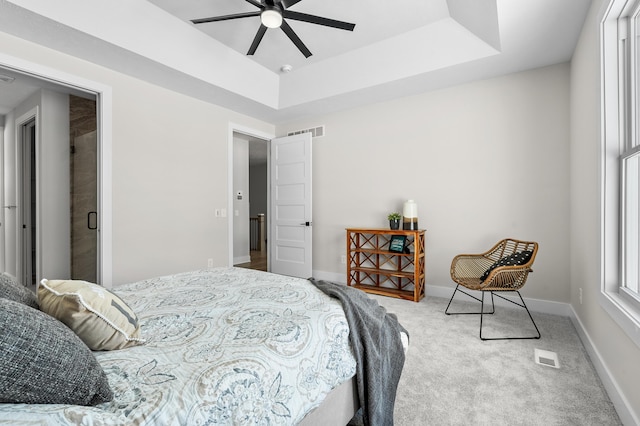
[0,268,357,425]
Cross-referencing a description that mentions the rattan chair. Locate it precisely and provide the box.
[445,238,540,340]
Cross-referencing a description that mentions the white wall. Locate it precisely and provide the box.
[249,162,268,246]
[39,89,70,281]
[5,89,70,282]
[249,163,267,218]
[2,112,15,276]
[278,63,571,303]
[233,137,250,264]
[0,120,5,272]
[570,0,640,422]
[0,30,275,285]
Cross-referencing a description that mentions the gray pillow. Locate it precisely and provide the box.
[0,298,113,405]
[0,273,38,309]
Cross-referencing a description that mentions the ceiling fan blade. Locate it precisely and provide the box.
[282,10,355,31]
[279,0,303,8]
[191,11,260,25]
[244,0,263,8]
[280,20,312,57]
[247,25,268,55]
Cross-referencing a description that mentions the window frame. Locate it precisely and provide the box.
[600,0,640,349]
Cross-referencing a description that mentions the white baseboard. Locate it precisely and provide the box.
[569,306,639,426]
[233,255,251,265]
[311,270,345,284]
[425,283,572,316]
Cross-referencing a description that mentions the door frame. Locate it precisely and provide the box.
[227,123,274,269]
[15,110,38,287]
[0,52,113,286]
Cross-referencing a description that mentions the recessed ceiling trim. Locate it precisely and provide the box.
[278,18,500,108]
[0,0,592,124]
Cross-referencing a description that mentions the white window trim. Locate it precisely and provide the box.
[600,0,640,349]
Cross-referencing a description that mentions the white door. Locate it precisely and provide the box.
[270,133,312,278]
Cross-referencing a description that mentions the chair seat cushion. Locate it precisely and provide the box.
[480,250,533,282]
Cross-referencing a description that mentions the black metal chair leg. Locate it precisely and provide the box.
[479,291,486,339]
[445,285,461,314]
[517,291,541,339]
[480,291,541,341]
[446,286,495,315]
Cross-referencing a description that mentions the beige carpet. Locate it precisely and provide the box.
[371,294,621,425]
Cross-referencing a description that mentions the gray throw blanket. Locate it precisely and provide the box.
[308,278,408,426]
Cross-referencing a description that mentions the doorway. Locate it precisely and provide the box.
[20,118,36,286]
[228,127,314,278]
[233,132,269,272]
[0,60,111,285]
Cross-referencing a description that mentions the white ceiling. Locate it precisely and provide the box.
[148,0,453,73]
[0,0,592,124]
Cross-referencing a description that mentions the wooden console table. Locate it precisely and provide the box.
[346,228,425,302]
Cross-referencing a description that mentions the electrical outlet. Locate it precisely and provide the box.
[207,258,213,268]
[341,255,347,264]
[579,288,583,305]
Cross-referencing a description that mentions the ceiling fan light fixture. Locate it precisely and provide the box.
[261,9,282,28]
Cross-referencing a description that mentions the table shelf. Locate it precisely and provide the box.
[346,228,425,302]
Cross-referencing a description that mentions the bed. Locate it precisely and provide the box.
[0,267,407,425]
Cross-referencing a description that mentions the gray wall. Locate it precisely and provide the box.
[278,63,571,304]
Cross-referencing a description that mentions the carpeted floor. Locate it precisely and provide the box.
[371,294,622,425]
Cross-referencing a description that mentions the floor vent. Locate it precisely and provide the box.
[287,125,325,138]
[534,349,560,369]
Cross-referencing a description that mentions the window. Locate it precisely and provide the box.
[601,0,640,348]
[620,1,640,310]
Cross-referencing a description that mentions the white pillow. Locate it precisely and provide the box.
[38,279,144,351]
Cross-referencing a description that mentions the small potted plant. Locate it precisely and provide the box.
[387,212,401,230]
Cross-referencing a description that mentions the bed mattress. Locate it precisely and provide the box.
[0,267,357,425]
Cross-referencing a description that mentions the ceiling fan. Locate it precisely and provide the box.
[191,0,356,58]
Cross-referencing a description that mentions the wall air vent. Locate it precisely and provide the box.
[0,74,16,84]
[287,125,325,138]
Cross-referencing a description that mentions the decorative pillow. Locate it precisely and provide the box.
[0,298,113,405]
[38,279,144,351]
[0,272,38,309]
[480,250,533,282]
